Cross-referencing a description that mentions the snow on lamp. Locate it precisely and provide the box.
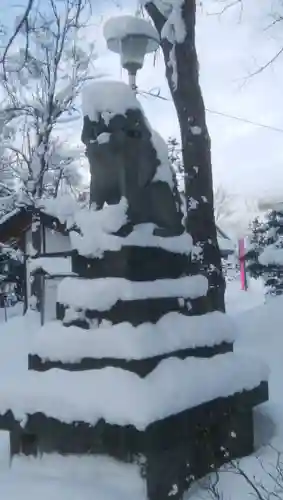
[103,15,160,90]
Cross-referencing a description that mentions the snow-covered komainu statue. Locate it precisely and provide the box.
[81,81,184,237]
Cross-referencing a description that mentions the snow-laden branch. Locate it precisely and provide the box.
[0,0,95,209]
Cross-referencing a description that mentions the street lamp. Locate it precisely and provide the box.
[103,15,160,91]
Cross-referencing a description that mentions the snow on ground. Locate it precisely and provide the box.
[225,276,265,316]
[0,311,39,375]
[188,291,283,500]
[0,453,145,500]
[0,277,282,499]
[0,302,24,324]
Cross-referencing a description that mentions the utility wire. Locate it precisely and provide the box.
[206,108,283,134]
[140,89,283,135]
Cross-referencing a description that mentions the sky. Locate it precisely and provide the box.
[88,0,283,204]
[2,0,283,209]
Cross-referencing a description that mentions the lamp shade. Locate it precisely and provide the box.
[104,15,160,74]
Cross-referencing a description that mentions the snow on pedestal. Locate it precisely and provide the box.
[0,353,268,430]
[30,311,237,363]
[70,208,192,258]
[57,275,207,311]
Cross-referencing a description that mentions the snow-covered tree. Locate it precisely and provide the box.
[0,0,95,311]
[246,210,283,297]
[168,138,237,234]
[246,217,266,274]
[168,137,184,189]
[214,185,235,226]
[0,0,94,206]
[0,243,24,302]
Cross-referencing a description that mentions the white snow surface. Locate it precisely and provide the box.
[103,15,159,53]
[29,257,72,276]
[0,454,145,500]
[30,311,236,362]
[82,81,140,123]
[71,205,192,257]
[225,277,265,316]
[57,275,208,310]
[259,244,283,266]
[39,195,79,228]
[0,279,279,499]
[0,352,267,430]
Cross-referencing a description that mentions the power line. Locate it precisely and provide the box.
[205,108,283,134]
[140,89,283,135]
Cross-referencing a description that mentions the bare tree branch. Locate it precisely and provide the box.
[0,0,94,208]
[1,0,34,75]
[248,46,283,77]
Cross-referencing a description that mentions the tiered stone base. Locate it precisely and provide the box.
[1,381,267,500]
[71,247,193,281]
[28,339,233,375]
[0,233,269,500]
[56,295,208,327]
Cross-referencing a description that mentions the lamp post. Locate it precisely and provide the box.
[103,15,160,91]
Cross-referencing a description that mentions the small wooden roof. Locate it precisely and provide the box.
[0,207,67,249]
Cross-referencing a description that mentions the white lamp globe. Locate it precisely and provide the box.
[103,15,160,83]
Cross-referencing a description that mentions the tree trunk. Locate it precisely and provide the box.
[145,0,225,312]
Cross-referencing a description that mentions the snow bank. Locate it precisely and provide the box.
[234,294,283,437]
[29,257,73,276]
[0,311,39,377]
[57,275,208,311]
[82,81,140,123]
[71,205,192,257]
[0,352,268,430]
[225,277,264,316]
[0,454,145,500]
[30,311,236,362]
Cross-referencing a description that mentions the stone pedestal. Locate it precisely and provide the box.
[0,227,268,500]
